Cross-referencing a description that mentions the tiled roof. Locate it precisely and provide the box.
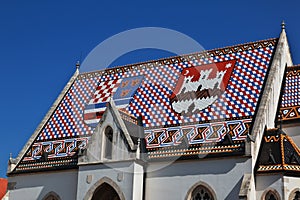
[0,178,7,199]
[11,38,277,173]
[256,128,300,174]
[279,65,300,122]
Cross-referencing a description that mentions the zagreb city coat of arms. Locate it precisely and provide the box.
[170,60,236,115]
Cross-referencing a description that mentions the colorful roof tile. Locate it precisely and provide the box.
[0,178,7,199]
[279,65,300,122]
[11,38,278,173]
[256,128,300,174]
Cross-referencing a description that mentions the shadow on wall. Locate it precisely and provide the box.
[147,157,249,177]
[224,176,243,200]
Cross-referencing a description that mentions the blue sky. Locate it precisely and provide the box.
[1,0,299,177]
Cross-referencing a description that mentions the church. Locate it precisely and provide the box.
[5,23,300,200]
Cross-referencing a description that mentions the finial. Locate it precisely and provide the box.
[9,153,12,159]
[281,20,285,30]
[76,61,80,69]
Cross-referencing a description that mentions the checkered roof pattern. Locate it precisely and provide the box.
[279,65,300,121]
[281,66,300,108]
[9,39,277,171]
[13,38,278,173]
[36,38,276,141]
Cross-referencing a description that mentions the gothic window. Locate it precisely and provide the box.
[44,196,58,200]
[191,185,215,200]
[265,190,280,200]
[291,191,300,200]
[104,126,113,159]
[43,192,61,200]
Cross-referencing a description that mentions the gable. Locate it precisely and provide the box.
[256,128,300,174]
[80,102,142,163]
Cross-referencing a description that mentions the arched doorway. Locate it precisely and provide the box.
[91,183,120,200]
[84,177,125,200]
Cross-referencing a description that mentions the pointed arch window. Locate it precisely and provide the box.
[264,190,280,200]
[289,189,300,200]
[104,126,113,159]
[190,185,215,200]
[292,191,300,200]
[44,196,59,200]
[42,192,61,200]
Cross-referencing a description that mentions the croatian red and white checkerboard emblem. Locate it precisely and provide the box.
[170,60,236,115]
[84,76,144,127]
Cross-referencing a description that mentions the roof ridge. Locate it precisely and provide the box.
[79,37,278,77]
